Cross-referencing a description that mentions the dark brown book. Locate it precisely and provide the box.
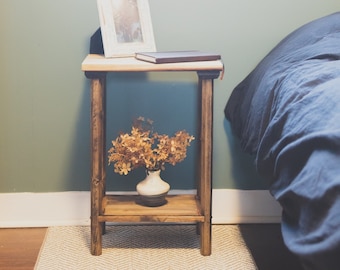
[135,50,221,64]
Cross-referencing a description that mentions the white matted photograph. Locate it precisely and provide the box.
[97,0,156,58]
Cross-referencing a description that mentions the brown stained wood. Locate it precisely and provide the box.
[0,228,47,270]
[199,78,213,216]
[91,76,106,256]
[82,54,224,72]
[102,195,203,217]
[198,77,214,256]
[83,55,223,256]
[200,222,212,256]
[98,215,204,223]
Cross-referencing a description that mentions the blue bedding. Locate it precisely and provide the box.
[225,13,340,269]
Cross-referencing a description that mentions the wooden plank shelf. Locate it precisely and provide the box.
[100,194,204,223]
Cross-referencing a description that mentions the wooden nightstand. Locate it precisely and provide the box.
[82,54,223,256]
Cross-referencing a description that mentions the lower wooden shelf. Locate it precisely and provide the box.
[99,194,205,223]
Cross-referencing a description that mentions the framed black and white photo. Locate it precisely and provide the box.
[97,0,156,58]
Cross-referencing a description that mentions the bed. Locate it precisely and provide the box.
[224,12,340,269]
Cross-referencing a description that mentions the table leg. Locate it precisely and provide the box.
[90,76,106,256]
[197,71,220,256]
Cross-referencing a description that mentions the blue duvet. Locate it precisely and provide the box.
[225,13,340,269]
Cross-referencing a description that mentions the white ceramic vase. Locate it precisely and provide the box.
[136,170,170,207]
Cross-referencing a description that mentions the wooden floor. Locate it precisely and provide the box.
[0,224,303,270]
[0,228,47,270]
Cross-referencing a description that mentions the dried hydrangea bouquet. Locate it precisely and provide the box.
[108,117,194,206]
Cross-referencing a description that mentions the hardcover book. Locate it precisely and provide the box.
[135,50,221,64]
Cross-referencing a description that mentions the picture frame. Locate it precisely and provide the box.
[96,0,156,58]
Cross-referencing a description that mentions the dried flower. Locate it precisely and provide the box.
[108,117,195,175]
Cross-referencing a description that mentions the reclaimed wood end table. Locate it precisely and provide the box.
[81,54,223,256]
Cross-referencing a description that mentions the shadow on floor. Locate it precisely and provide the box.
[239,224,304,270]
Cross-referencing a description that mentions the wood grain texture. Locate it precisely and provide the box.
[0,228,46,270]
[82,54,224,72]
[101,194,204,223]
[90,77,106,256]
[84,55,223,256]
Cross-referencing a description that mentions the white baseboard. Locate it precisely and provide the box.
[0,189,282,228]
[212,189,282,224]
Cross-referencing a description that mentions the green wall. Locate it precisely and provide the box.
[1,0,339,192]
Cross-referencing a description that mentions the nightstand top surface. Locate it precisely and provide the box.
[82,54,224,72]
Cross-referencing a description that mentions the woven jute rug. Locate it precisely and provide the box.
[34,225,257,270]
